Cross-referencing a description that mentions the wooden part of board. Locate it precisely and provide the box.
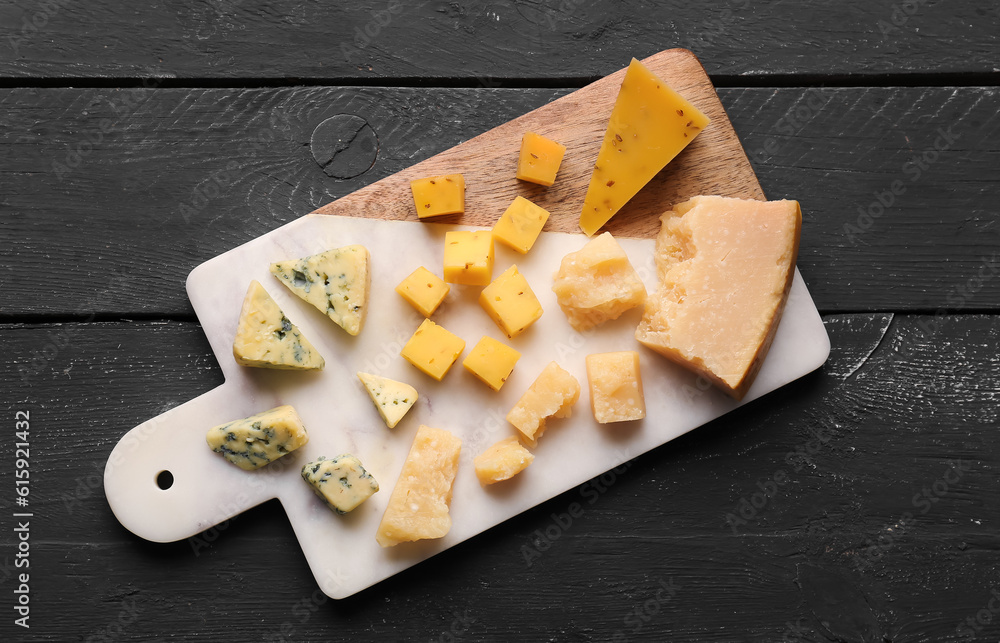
[311,49,763,240]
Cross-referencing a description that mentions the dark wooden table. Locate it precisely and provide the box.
[2,2,999,641]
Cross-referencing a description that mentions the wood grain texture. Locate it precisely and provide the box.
[3,85,998,318]
[3,313,999,640]
[311,49,764,237]
[0,0,997,81]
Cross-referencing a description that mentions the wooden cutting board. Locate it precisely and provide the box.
[311,48,764,236]
[104,50,828,600]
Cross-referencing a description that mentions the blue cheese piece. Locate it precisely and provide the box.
[357,372,418,429]
[269,245,371,336]
[301,455,379,514]
[232,281,325,370]
[206,405,309,470]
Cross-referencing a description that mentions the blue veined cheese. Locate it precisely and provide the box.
[232,281,325,370]
[301,455,379,514]
[357,372,418,429]
[206,405,309,470]
[270,245,371,336]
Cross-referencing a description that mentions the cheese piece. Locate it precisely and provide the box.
[492,196,549,254]
[478,265,543,339]
[270,245,370,336]
[395,266,450,317]
[635,195,801,400]
[551,232,647,331]
[474,436,534,485]
[506,361,580,445]
[462,336,520,391]
[376,425,462,547]
[232,281,325,370]
[400,319,466,381]
[586,351,645,423]
[357,372,418,429]
[206,405,309,471]
[443,230,494,286]
[580,58,710,237]
[516,132,566,187]
[411,174,465,219]
[301,455,379,514]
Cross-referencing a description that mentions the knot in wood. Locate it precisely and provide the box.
[310,114,378,179]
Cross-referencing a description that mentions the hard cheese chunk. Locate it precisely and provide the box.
[401,319,466,380]
[516,132,566,187]
[635,195,801,400]
[376,425,462,547]
[462,336,520,391]
[586,351,646,423]
[270,245,370,336]
[206,405,308,470]
[552,232,647,331]
[357,372,418,429]
[443,230,494,286]
[301,455,379,514]
[232,280,325,370]
[474,436,534,485]
[396,266,450,317]
[492,196,549,254]
[411,174,465,219]
[478,265,543,338]
[507,362,580,444]
[580,58,710,237]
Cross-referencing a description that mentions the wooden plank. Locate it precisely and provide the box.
[0,0,997,81]
[3,313,999,639]
[1,86,998,317]
[311,49,766,237]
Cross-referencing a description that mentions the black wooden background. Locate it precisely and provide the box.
[2,1,999,641]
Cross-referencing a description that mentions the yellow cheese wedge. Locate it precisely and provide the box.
[474,437,534,485]
[580,58,710,237]
[635,196,801,400]
[376,425,462,547]
[232,281,325,370]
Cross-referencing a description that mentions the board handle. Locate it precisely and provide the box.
[104,384,278,543]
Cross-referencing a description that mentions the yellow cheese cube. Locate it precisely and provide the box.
[478,265,543,338]
[396,266,450,317]
[636,196,801,400]
[462,336,521,391]
[411,174,465,219]
[586,351,646,424]
[580,59,710,236]
[443,230,494,286]
[552,232,647,331]
[400,319,465,381]
[516,132,566,187]
[492,196,549,254]
[474,436,534,485]
[507,362,580,444]
[376,425,462,547]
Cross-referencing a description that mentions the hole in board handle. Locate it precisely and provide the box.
[156,470,174,490]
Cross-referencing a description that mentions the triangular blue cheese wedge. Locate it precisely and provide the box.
[301,455,379,514]
[357,372,418,429]
[269,245,371,336]
[232,281,325,370]
[206,405,309,470]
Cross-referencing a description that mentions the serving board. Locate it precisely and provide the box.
[104,50,830,599]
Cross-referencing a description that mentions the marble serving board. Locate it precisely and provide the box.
[104,213,830,599]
